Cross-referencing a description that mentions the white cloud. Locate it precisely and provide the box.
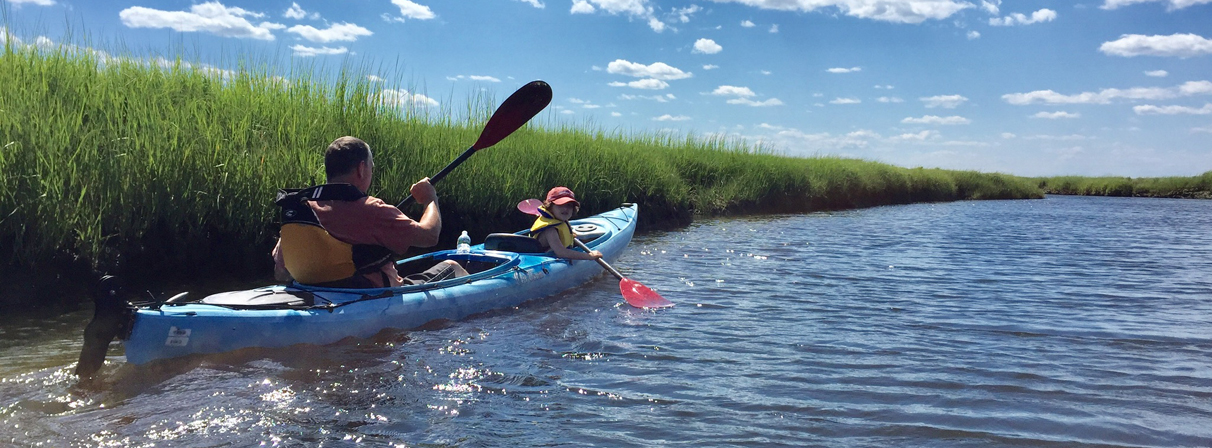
[611,111,623,117]
[727,98,784,106]
[1033,111,1081,119]
[967,30,981,40]
[390,0,436,20]
[283,3,317,19]
[921,94,968,108]
[672,5,701,22]
[1001,132,1016,139]
[830,97,861,104]
[693,38,723,54]
[653,114,691,121]
[516,0,546,8]
[709,0,973,24]
[610,78,670,89]
[1003,81,1212,105]
[894,130,938,140]
[1100,33,1212,58]
[981,0,1000,14]
[367,75,386,83]
[712,85,755,97]
[1145,70,1169,77]
[448,75,502,82]
[381,88,439,107]
[571,0,596,13]
[647,17,666,32]
[877,96,904,103]
[703,64,720,70]
[874,85,894,89]
[119,2,286,40]
[902,115,970,124]
[1133,103,1212,115]
[287,22,372,43]
[606,59,692,80]
[827,66,861,73]
[761,70,772,75]
[989,9,1056,26]
[769,24,779,33]
[619,93,676,102]
[9,0,55,5]
[291,45,348,57]
[741,19,756,27]
[1101,0,1212,10]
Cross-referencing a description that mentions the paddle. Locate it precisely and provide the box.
[397,80,553,208]
[517,199,674,309]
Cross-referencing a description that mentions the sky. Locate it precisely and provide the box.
[3,0,1211,177]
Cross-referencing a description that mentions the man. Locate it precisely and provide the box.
[271,136,468,288]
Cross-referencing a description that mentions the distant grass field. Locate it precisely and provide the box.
[1035,173,1212,198]
[0,43,1043,301]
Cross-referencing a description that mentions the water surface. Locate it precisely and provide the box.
[2,195,1210,447]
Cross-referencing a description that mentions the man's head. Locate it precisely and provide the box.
[325,136,374,192]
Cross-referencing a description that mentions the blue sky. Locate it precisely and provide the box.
[4,0,1211,177]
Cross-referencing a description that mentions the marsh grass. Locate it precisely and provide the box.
[0,43,1041,294]
[1035,172,1212,198]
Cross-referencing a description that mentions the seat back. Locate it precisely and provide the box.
[484,233,546,253]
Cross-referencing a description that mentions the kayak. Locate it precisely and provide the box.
[78,203,639,372]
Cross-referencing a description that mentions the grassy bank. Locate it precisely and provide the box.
[0,44,1041,304]
[1035,173,1212,198]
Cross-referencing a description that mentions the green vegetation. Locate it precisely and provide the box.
[1,43,1042,302]
[1035,172,1212,198]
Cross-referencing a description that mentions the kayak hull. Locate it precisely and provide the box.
[118,204,638,365]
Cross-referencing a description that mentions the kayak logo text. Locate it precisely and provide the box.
[166,327,191,347]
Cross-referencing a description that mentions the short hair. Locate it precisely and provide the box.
[324,136,371,179]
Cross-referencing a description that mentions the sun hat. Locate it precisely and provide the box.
[545,186,579,206]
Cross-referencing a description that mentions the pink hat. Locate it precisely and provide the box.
[546,186,579,206]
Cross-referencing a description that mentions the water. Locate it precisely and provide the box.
[2,195,1210,447]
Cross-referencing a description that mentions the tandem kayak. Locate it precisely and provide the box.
[77,203,639,375]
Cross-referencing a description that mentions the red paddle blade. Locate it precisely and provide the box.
[517,198,543,215]
[472,80,553,150]
[620,278,673,309]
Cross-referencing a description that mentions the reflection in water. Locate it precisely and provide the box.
[2,196,1211,447]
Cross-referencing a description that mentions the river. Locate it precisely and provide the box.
[2,195,1210,447]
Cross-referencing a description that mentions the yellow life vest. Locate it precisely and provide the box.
[275,184,393,287]
[529,206,574,248]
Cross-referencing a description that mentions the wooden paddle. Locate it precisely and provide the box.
[518,199,673,309]
[397,80,553,208]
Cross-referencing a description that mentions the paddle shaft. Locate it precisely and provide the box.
[396,147,474,208]
[573,238,625,280]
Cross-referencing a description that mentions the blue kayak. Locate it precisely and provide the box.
[80,204,639,369]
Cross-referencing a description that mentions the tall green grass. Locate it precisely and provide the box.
[1035,172,1212,198]
[0,43,1041,293]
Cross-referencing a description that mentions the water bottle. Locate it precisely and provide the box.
[457,230,471,254]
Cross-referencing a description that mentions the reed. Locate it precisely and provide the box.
[0,43,1041,294]
[1035,173,1212,198]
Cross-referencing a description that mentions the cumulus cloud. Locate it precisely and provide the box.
[1100,33,1212,57]
[989,9,1056,26]
[711,85,782,106]
[769,24,779,33]
[1033,111,1081,119]
[1133,103,1212,115]
[921,94,968,108]
[447,75,503,82]
[1145,70,1169,77]
[877,96,904,103]
[570,0,666,32]
[894,130,938,140]
[712,85,755,97]
[606,59,692,80]
[1101,0,1212,10]
[389,0,436,20]
[693,38,723,54]
[516,0,546,8]
[9,0,55,5]
[1003,80,1212,105]
[703,64,720,70]
[741,19,756,27]
[728,98,784,106]
[827,66,861,73]
[291,45,348,57]
[672,5,701,22]
[380,88,439,107]
[283,3,318,19]
[119,2,286,40]
[287,22,372,43]
[653,114,691,121]
[967,30,981,40]
[830,97,861,104]
[609,79,670,89]
[902,115,970,125]
[620,93,677,102]
[709,0,973,24]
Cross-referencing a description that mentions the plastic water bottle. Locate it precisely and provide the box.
[457,230,471,254]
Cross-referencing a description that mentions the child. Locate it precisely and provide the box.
[530,186,603,261]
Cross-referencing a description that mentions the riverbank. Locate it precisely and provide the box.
[0,45,1042,307]
[1035,173,1212,199]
